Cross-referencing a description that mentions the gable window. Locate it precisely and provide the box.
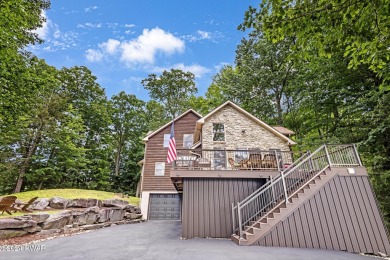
[163,134,170,147]
[155,162,165,176]
[213,123,225,141]
[183,134,194,148]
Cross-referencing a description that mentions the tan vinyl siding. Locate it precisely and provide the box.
[182,178,267,239]
[142,112,200,192]
[254,175,390,255]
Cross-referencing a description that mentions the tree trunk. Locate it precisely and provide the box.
[115,137,123,176]
[14,131,42,193]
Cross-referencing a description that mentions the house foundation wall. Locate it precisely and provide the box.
[254,174,390,255]
[182,178,266,239]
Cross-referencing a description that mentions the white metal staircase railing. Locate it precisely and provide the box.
[231,144,362,240]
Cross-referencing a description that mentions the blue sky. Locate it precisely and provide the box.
[30,0,259,100]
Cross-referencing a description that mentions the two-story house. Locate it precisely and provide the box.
[139,101,390,256]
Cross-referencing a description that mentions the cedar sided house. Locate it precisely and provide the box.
[139,101,390,256]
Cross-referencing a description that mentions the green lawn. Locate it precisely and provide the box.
[0,209,62,219]
[0,189,139,205]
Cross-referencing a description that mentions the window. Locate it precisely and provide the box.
[214,148,226,169]
[183,134,194,148]
[213,123,225,141]
[235,148,249,161]
[163,134,170,147]
[155,162,165,176]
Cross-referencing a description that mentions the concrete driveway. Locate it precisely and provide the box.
[1,221,373,260]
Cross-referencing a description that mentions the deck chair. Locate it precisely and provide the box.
[228,158,240,170]
[248,153,262,169]
[262,154,277,169]
[12,197,38,213]
[0,196,17,215]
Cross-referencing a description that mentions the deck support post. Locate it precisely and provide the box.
[281,171,289,204]
[324,145,332,167]
[237,202,243,240]
[353,143,363,166]
[231,203,235,234]
[270,176,276,204]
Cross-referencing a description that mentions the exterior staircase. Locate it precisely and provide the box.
[231,144,362,245]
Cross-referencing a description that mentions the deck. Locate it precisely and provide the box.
[170,148,304,191]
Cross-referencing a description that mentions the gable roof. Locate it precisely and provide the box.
[272,126,295,136]
[142,109,202,142]
[194,101,296,145]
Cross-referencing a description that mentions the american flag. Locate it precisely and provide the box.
[166,122,177,163]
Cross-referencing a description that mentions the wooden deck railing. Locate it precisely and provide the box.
[173,149,304,171]
[231,144,362,240]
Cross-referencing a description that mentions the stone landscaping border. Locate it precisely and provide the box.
[0,197,143,239]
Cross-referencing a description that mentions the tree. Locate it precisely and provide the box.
[145,100,170,132]
[212,34,297,124]
[59,66,113,190]
[110,92,146,176]
[0,0,50,123]
[240,0,390,228]
[240,0,390,84]
[141,69,197,119]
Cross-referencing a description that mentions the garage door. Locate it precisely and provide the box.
[149,194,181,220]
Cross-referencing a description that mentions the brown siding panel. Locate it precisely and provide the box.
[142,112,200,192]
[253,175,390,255]
[182,178,266,239]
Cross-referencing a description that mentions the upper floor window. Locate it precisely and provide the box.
[213,123,225,141]
[155,162,165,176]
[183,134,194,148]
[163,134,170,147]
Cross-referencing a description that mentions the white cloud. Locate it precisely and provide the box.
[197,30,211,40]
[99,39,120,54]
[120,28,184,64]
[124,30,135,35]
[182,30,222,43]
[151,63,210,78]
[33,11,50,40]
[77,23,102,29]
[85,6,98,13]
[125,24,135,28]
[85,49,103,62]
[84,28,185,65]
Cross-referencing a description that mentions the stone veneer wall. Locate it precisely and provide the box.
[201,105,290,150]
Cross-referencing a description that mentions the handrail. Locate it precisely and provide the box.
[232,144,361,239]
[237,150,311,206]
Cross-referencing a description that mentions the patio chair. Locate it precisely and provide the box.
[248,153,262,169]
[12,197,38,213]
[228,158,240,170]
[0,196,17,215]
[262,154,277,169]
[194,158,211,169]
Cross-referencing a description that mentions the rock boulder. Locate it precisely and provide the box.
[41,211,72,230]
[0,230,28,239]
[71,198,102,208]
[49,197,70,209]
[31,198,50,210]
[0,218,36,230]
[102,199,128,208]
[26,213,50,224]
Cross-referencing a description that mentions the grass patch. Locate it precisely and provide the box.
[0,189,139,205]
[0,210,62,219]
